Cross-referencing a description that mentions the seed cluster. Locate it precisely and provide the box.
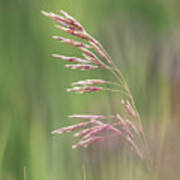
[42,10,146,159]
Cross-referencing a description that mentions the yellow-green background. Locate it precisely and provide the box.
[0,0,180,179]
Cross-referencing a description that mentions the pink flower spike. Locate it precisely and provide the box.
[51,121,90,135]
[72,136,104,149]
[52,54,90,64]
[55,25,89,40]
[82,125,109,139]
[121,99,136,120]
[116,114,134,140]
[80,48,100,64]
[74,126,99,137]
[52,36,91,49]
[41,10,85,31]
[41,11,64,21]
[69,114,105,120]
[41,11,70,27]
[89,119,105,126]
[60,10,84,32]
[65,64,98,70]
[126,119,140,138]
[67,86,103,93]
[89,41,112,64]
[82,53,100,65]
[81,48,110,69]
[43,10,145,159]
[72,79,106,86]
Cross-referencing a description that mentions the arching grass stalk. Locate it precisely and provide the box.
[42,10,147,159]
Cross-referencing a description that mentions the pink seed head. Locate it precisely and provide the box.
[52,54,90,64]
[116,114,134,140]
[55,25,89,39]
[72,136,104,149]
[52,36,91,49]
[41,10,85,32]
[72,79,106,86]
[82,125,109,139]
[74,126,99,137]
[89,41,112,64]
[80,47,95,58]
[65,64,98,70]
[41,11,75,29]
[52,121,90,135]
[67,86,103,93]
[69,114,105,120]
[89,119,105,126]
[121,100,136,120]
[81,49,110,69]
[41,11,65,22]
[126,119,140,138]
[60,10,85,32]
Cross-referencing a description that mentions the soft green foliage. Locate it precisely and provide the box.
[0,0,179,179]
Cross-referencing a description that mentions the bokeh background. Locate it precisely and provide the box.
[0,0,180,179]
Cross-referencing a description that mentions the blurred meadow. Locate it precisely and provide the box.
[0,0,180,179]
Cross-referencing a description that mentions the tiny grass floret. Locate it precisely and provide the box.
[52,54,90,63]
[65,64,98,70]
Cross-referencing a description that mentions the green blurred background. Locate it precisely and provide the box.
[0,0,180,179]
